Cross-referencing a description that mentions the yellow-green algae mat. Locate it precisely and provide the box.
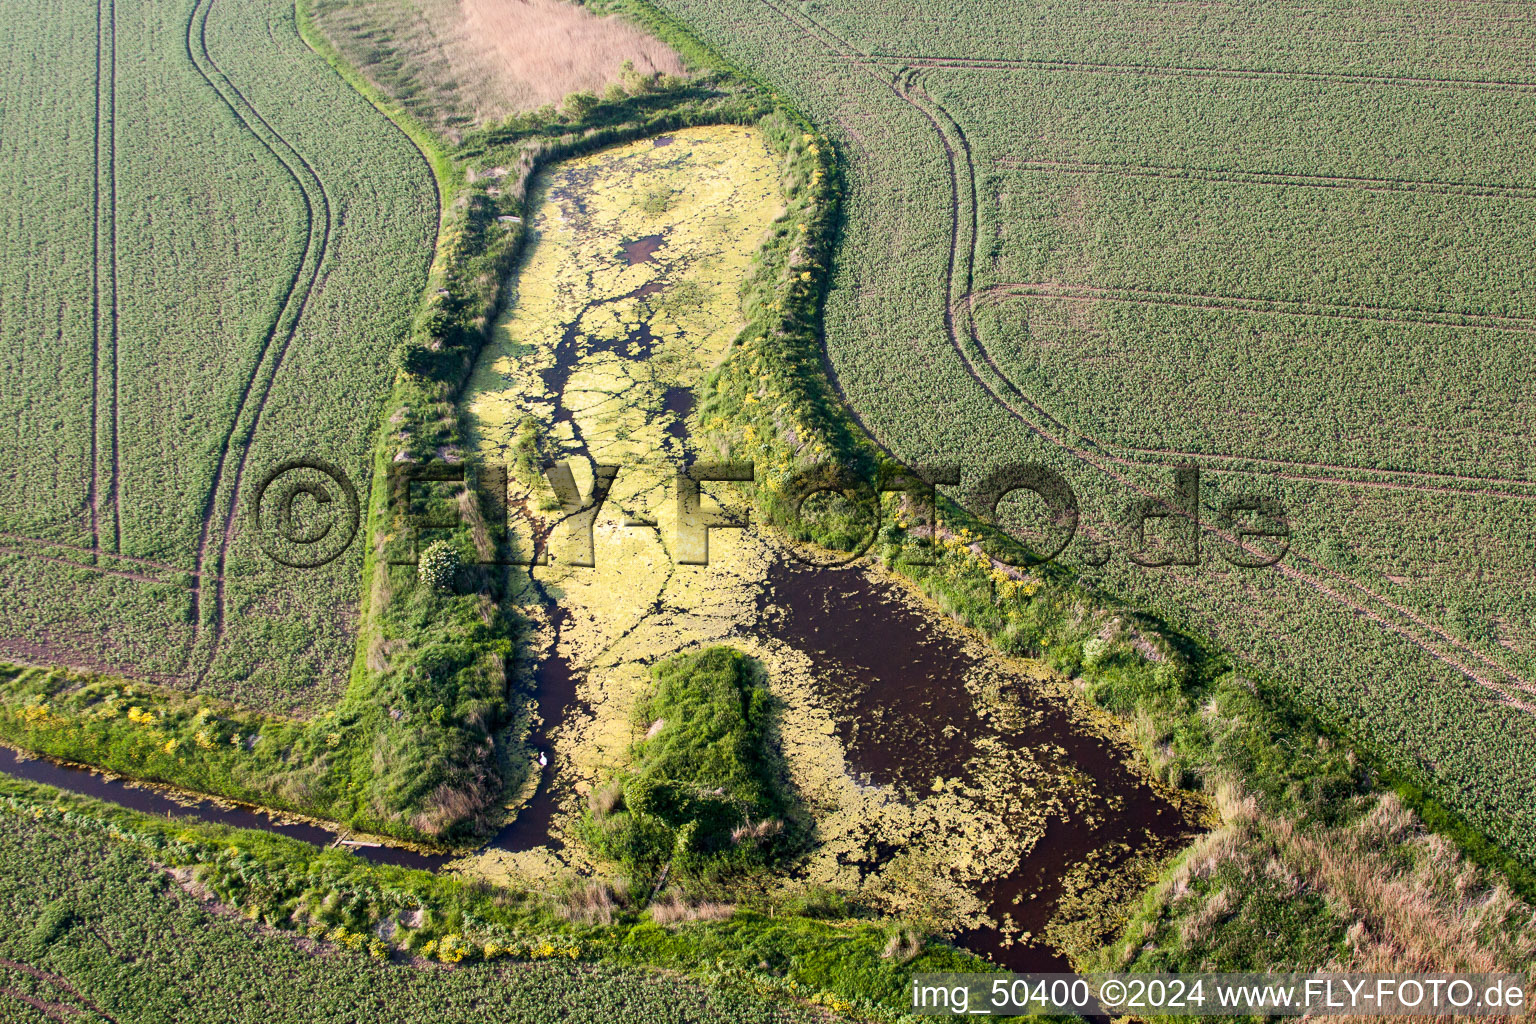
[455,126,1189,954]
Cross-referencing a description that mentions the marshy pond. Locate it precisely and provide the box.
[1,127,1199,971]
[457,125,1199,970]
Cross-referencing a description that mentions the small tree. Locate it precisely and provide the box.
[418,540,461,592]
[561,90,600,119]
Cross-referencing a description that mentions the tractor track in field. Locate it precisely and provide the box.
[0,987,76,1023]
[972,283,1536,337]
[87,0,101,550]
[89,0,120,555]
[964,281,1536,494]
[0,533,187,575]
[767,8,1536,499]
[834,53,1536,94]
[751,0,1536,710]
[0,958,121,1024]
[185,0,333,673]
[903,67,1536,707]
[0,0,441,673]
[0,546,190,588]
[0,532,223,592]
[767,6,1536,503]
[999,157,1536,203]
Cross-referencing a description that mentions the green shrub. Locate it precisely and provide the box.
[30,899,76,951]
[417,541,461,592]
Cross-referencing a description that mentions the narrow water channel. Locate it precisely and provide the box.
[0,745,450,871]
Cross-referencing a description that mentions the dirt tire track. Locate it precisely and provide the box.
[0,532,192,576]
[102,0,121,557]
[0,958,119,1024]
[752,0,1536,709]
[184,0,333,673]
[0,987,77,1022]
[87,0,102,550]
[963,282,1536,495]
[905,92,1536,707]
[0,546,186,588]
[1157,457,1536,496]
[88,0,120,555]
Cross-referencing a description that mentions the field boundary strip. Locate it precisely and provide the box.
[184,0,334,670]
[749,0,1536,710]
[834,53,1536,94]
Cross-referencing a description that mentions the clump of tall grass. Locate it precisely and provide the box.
[557,880,625,926]
[649,890,735,926]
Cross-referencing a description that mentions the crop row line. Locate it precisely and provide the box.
[754,0,866,58]
[1126,458,1536,501]
[744,0,1536,706]
[835,53,1536,94]
[1004,157,1536,203]
[0,986,74,1023]
[0,531,196,577]
[185,0,333,670]
[964,281,1536,497]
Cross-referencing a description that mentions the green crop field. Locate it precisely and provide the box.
[0,803,825,1023]
[639,0,1536,864]
[0,0,436,711]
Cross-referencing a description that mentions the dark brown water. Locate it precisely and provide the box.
[758,559,1196,972]
[621,234,665,265]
